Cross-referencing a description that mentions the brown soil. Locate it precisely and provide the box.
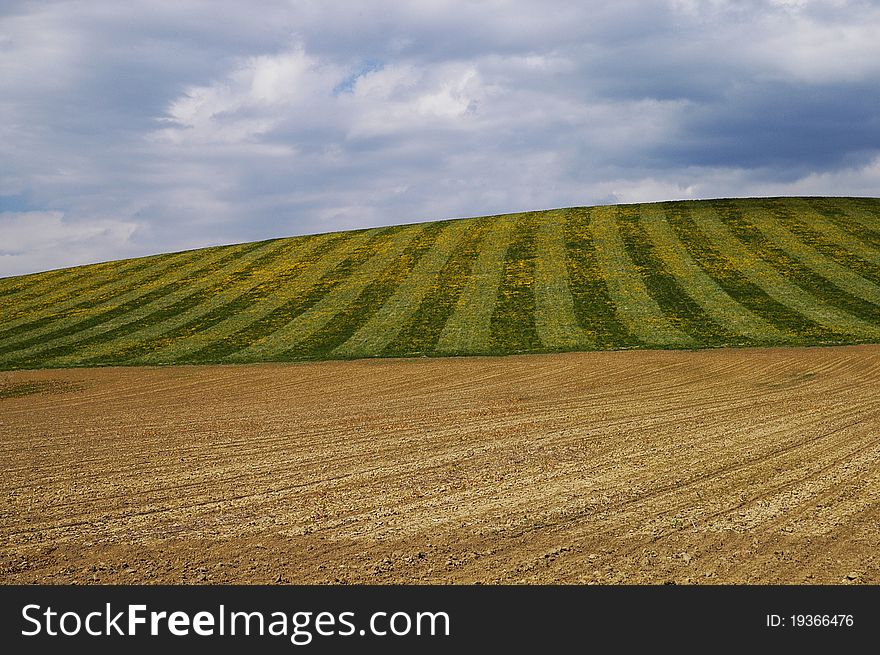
[2,346,879,585]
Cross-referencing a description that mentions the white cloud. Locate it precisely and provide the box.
[344,62,486,137]
[749,9,880,83]
[607,156,880,202]
[154,52,488,145]
[155,46,340,145]
[741,155,880,197]
[0,211,140,277]
[592,177,698,205]
[667,0,880,83]
[0,7,83,94]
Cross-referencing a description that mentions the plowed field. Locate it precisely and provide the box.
[2,345,879,584]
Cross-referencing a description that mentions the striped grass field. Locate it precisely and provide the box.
[1,197,879,370]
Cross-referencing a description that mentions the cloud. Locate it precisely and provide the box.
[155,46,339,146]
[1,0,879,277]
[0,211,140,277]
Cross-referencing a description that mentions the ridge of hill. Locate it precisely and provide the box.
[1,196,879,370]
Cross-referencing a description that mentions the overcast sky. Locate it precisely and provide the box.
[2,0,879,277]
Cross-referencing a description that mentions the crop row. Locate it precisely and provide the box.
[0,197,878,368]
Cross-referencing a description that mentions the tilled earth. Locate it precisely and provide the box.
[1,345,879,585]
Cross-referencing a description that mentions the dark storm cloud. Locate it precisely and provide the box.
[651,81,880,175]
[2,1,879,276]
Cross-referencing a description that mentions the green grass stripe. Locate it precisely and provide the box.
[803,197,880,252]
[734,200,880,308]
[380,218,491,356]
[0,265,90,300]
[0,243,258,367]
[114,234,335,363]
[716,201,880,327]
[690,204,880,339]
[0,261,117,310]
[489,213,542,353]
[34,240,277,366]
[839,198,880,238]
[617,204,740,347]
[785,198,880,266]
[0,249,199,351]
[227,224,425,361]
[3,252,178,320]
[0,252,171,332]
[765,199,880,286]
[57,237,305,366]
[533,210,594,350]
[562,207,635,348]
[333,220,470,358]
[640,204,783,342]
[279,222,445,360]
[667,203,821,341]
[435,214,516,353]
[588,205,695,347]
[170,228,384,363]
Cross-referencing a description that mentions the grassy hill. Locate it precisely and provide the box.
[1,196,879,370]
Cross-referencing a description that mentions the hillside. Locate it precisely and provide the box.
[1,196,879,370]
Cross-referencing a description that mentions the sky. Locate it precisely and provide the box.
[2,0,880,277]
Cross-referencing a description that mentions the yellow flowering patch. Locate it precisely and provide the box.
[436,214,516,353]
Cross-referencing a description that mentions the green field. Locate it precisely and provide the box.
[1,197,879,370]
